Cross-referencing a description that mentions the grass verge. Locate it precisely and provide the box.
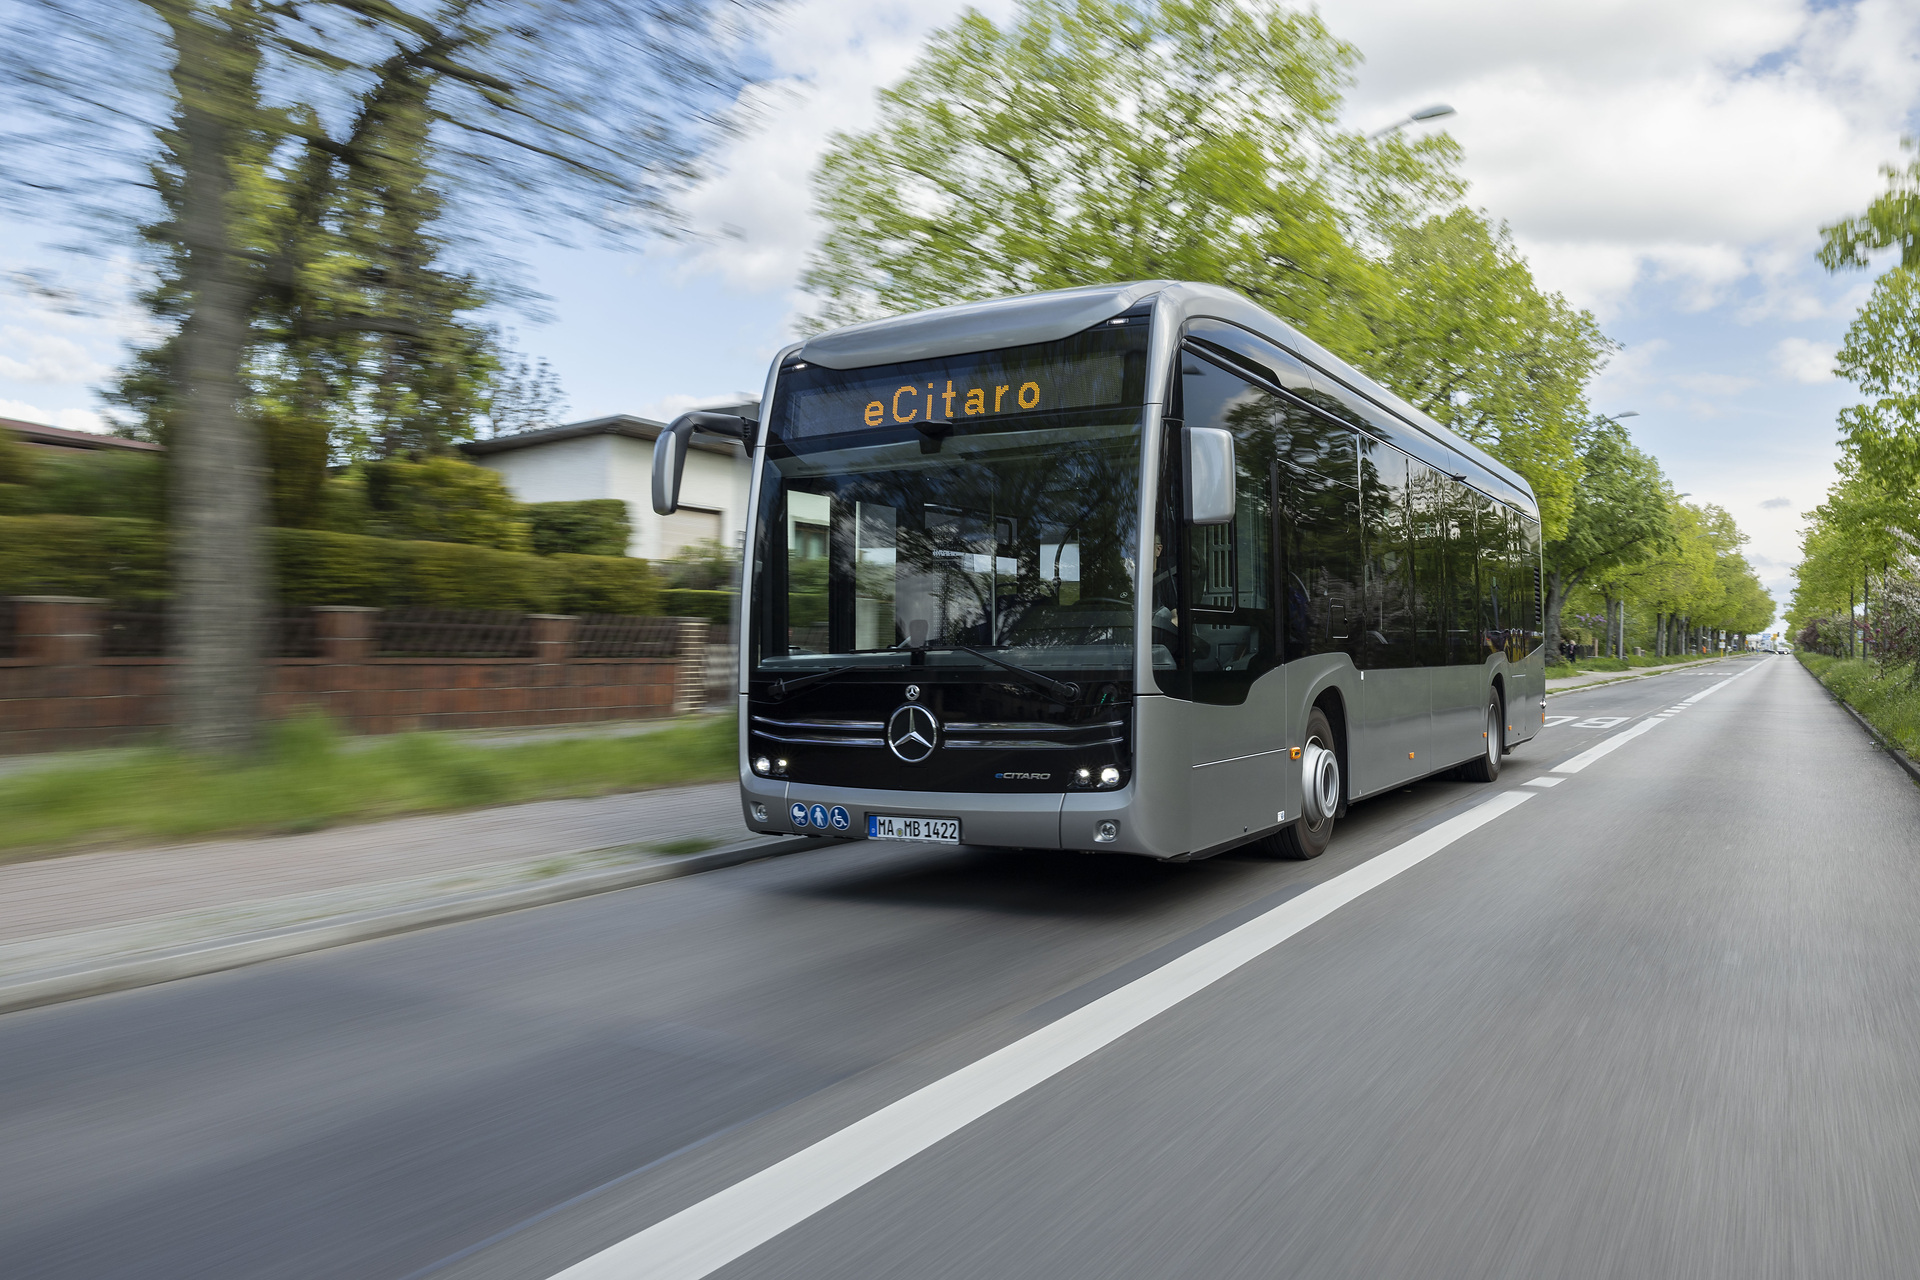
[1543,653,1716,680]
[0,713,736,860]
[1799,654,1920,759]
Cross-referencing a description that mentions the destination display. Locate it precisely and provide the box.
[772,327,1148,440]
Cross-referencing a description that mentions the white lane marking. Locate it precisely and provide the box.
[1572,716,1627,729]
[1682,667,1755,704]
[547,791,1538,1280]
[1524,776,1564,787]
[1551,715,1667,774]
[1551,663,1759,775]
[1543,715,1577,727]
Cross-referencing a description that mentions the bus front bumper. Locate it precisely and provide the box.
[739,773,1167,857]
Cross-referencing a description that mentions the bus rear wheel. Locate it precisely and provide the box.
[1269,707,1338,860]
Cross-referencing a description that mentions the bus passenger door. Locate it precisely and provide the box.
[1175,355,1288,852]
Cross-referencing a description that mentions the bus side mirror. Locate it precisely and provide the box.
[653,411,757,515]
[1185,426,1235,525]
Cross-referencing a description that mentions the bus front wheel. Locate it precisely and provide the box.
[1270,707,1338,860]
[1455,691,1504,783]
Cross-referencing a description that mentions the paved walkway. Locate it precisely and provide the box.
[0,782,752,978]
[1546,658,1722,693]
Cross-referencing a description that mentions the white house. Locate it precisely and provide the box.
[462,410,753,562]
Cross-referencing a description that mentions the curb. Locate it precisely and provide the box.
[1800,662,1920,789]
[0,833,839,1017]
[1545,658,1733,697]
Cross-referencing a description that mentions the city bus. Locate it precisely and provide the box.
[652,281,1545,860]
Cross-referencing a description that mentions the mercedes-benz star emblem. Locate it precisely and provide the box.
[886,703,940,763]
[905,684,921,701]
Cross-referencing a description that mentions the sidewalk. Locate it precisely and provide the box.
[0,778,802,1013]
[1546,658,1727,693]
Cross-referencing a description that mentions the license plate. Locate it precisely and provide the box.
[867,814,961,844]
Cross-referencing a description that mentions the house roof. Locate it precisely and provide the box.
[459,410,754,460]
[1,417,163,454]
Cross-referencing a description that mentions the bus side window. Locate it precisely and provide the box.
[1280,406,1361,664]
[1177,352,1280,705]
[1360,440,1417,669]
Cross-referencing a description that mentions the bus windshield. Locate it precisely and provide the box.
[751,326,1150,675]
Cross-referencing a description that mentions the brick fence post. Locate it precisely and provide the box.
[313,606,379,663]
[529,614,578,662]
[15,596,104,664]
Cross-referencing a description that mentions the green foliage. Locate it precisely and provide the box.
[0,713,736,857]
[273,529,657,613]
[1,451,168,522]
[803,0,1437,357]
[657,538,735,590]
[0,515,170,602]
[548,553,661,616]
[360,457,530,551]
[1367,211,1611,536]
[1801,653,1920,758]
[0,514,660,614]
[0,428,36,491]
[660,588,732,622]
[526,499,631,557]
[1818,138,1920,273]
[801,0,1606,538]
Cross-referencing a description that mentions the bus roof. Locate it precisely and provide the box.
[797,281,1538,515]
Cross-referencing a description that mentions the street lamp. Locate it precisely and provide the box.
[1368,103,1456,140]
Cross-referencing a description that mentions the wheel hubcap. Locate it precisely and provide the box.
[1302,739,1339,825]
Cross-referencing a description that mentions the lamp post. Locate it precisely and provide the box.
[1368,103,1456,140]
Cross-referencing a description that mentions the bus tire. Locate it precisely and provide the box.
[1456,691,1503,783]
[1270,707,1338,859]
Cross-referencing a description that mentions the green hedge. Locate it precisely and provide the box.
[0,515,662,615]
[660,588,733,622]
[526,499,631,557]
[0,515,170,602]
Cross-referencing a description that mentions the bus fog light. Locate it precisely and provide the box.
[1094,820,1120,843]
[1098,766,1121,787]
[1075,767,1092,785]
[750,802,768,822]
[753,756,772,776]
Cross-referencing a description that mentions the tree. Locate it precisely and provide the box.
[801,0,1605,539]
[1365,210,1611,537]
[3,0,772,751]
[1541,417,1672,655]
[803,0,1457,352]
[1818,137,1920,273]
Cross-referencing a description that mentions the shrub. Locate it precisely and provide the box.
[2,450,167,522]
[360,457,530,551]
[549,553,660,615]
[658,538,734,590]
[661,588,732,622]
[526,499,631,557]
[0,514,169,601]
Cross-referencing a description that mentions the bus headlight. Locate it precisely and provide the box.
[1098,766,1121,788]
[753,756,772,776]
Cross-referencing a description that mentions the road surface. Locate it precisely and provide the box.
[4,654,1918,1279]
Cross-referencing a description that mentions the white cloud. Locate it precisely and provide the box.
[1772,336,1837,383]
[0,326,113,384]
[1671,372,1757,396]
[0,398,109,432]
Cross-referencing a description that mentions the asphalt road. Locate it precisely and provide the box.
[5,654,1919,1279]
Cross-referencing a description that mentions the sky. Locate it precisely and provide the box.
[5,0,1919,630]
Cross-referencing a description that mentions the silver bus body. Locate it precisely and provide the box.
[729,282,1545,859]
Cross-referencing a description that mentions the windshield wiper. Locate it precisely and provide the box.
[766,665,859,701]
[926,644,1080,703]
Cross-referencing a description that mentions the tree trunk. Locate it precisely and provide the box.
[1544,571,1569,659]
[165,2,270,754]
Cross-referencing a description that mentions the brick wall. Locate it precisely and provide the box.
[0,598,710,754]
